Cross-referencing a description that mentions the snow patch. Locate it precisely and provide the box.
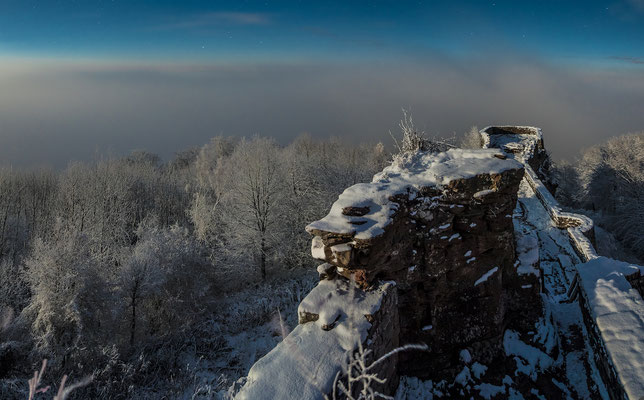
[454,366,471,386]
[237,280,394,400]
[515,227,540,276]
[306,149,522,240]
[475,267,499,286]
[311,236,326,260]
[471,362,487,379]
[475,383,505,399]
[459,349,472,364]
[473,189,496,199]
[575,256,644,400]
[503,330,554,381]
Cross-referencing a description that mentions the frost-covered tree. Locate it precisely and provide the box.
[0,169,31,263]
[118,223,210,345]
[190,136,237,254]
[280,135,389,269]
[553,160,582,207]
[218,137,285,280]
[459,126,482,149]
[558,132,644,260]
[23,232,110,367]
[0,131,415,397]
[0,169,57,311]
[0,258,29,312]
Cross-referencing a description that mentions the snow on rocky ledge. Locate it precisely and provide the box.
[576,256,644,399]
[306,149,523,240]
[235,280,395,400]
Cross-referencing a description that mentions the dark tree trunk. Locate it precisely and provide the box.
[260,236,267,281]
[130,284,138,346]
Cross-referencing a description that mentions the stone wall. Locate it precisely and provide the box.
[481,126,597,261]
[235,125,643,399]
[574,257,644,400]
[577,284,627,400]
[306,149,530,379]
[483,126,643,400]
[480,125,554,190]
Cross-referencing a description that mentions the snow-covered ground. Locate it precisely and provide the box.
[396,179,610,399]
[234,279,395,400]
[175,271,317,399]
[214,178,616,400]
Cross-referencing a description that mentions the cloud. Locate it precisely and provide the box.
[0,55,643,168]
[626,0,644,11]
[609,56,644,64]
[154,12,271,30]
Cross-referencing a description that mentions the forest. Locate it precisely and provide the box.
[0,126,642,399]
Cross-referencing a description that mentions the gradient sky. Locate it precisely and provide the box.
[1,0,643,167]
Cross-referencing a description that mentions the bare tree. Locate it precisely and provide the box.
[118,223,210,346]
[23,233,110,366]
[219,137,285,280]
[560,132,644,260]
[190,136,237,255]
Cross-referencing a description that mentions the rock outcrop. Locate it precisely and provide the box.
[236,126,642,400]
[306,149,529,378]
[481,125,556,192]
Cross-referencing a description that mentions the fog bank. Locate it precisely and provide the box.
[1,56,643,167]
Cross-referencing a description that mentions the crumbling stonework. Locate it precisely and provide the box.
[481,125,556,192]
[574,258,644,400]
[237,125,642,400]
[306,149,529,379]
[481,125,597,256]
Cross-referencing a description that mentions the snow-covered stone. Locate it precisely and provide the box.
[306,149,522,241]
[236,279,399,400]
[575,257,644,400]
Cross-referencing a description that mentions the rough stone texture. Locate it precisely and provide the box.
[578,289,626,400]
[575,257,644,400]
[360,280,400,396]
[625,269,644,298]
[481,125,556,192]
[235,280,399,400]
[238,126,642,399]
[481,125,597,257]
[484,126,643,400]
[307,150,526,379]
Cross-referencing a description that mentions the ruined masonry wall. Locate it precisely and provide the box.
[482,126,643,400]
[236,126,640,400]
[305,149,530,380]
[480,126,596,263]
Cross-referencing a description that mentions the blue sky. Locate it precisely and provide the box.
[0,1,643,167]
[1,0,642,64]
